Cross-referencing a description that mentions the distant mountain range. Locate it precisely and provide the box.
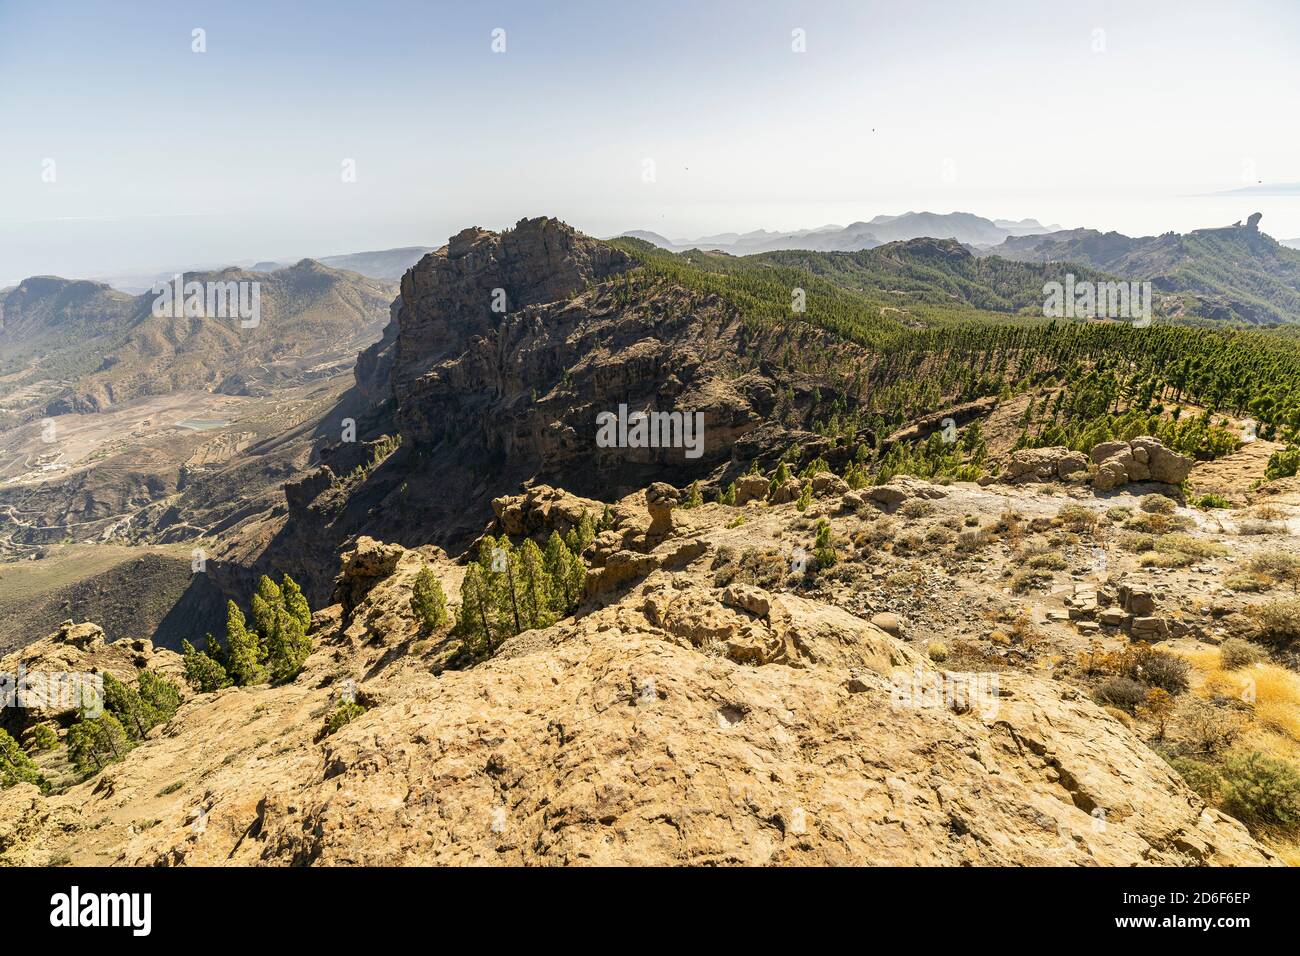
[616,212,1061,255]
[248,246,435,281]
[0,260,394,422]
[86,246,435,293]
[981,213,1300,325]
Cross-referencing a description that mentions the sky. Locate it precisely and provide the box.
[2,0,1299,285]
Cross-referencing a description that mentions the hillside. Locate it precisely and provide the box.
[984,215,1300,324]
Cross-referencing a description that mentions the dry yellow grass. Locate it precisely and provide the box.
[1179,647,1300,744]
[1176,645,1300,864]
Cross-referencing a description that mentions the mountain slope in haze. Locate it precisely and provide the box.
[250,246,435,281]
[984,215,1300,324]
[0,260,395,423]
[618,212,1059,255]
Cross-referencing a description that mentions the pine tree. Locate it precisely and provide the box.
[517,539,555,631]
[565,512,596,555]
[281,574,312,630]
[597,505,615,532]
[456,564,494,655]
[410,564,449,631]
[181,639,230,692]
[138,670,181,723]
[203,631,224,666]
[251,575,283,643]
[480,536,521,636]
[66,711,129,775]
[543,532,576,612]
[813,518,838,569]
[266,606,311,684]
[224,600,266,686]
[565,549,587,610]
[683,481,703,508]
[0,728,46,791]
[102,672,150,739]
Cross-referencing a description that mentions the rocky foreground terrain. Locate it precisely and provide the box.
[1,455,1296,865]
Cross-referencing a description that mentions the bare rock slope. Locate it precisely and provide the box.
[0,488,1275,866]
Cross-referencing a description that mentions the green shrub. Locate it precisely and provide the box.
[181,639,231,692]
[27,723,57,752]
[324,700,366,736]
[1170,756,1223,803]
[410,564,450,631]
[1265,446,1300,481]
[1219,751,1300,833]
[0,728,47,790]
[813,519,837,569]
[1193,493,1231,510]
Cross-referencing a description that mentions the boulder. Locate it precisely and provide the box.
[810,471,849,497]
[1090,437,1193,491]
[645,483,680,540]
[734,474,770,505]
[864,477,947,509]
[770,478,803,505]
[1005,446,1088,483]
[870,612,902,637]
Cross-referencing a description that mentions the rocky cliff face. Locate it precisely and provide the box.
[274,218,848,600]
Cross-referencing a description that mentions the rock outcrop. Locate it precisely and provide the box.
[1091,437,1195,491]
[0,511,1278,867]
[1005,446,1089,483]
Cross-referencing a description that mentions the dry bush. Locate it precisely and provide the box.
[956,528,992,552]
[1126,511,1194,534]
[1173,697,1245,755]
[1010,568,1050,594]
[1095,677,1148,713]
[1118,532,1156,553]
[894,531,923,554]
[899,499,933,519]
[1056,503,1099,533]
[1250,504,1288,522]
[1142,532,1229,568]
[1140,493,1178,515]
[1248,599,1300,646]
[925,525,954,546]
[1238,519,1285,536]
[1076,642,1188,693]
[1246,550,1300,592]
[1220,638,1265,670]
[1225,571,1269,592]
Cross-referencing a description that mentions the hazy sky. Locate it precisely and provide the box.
[2,0,1299,284]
